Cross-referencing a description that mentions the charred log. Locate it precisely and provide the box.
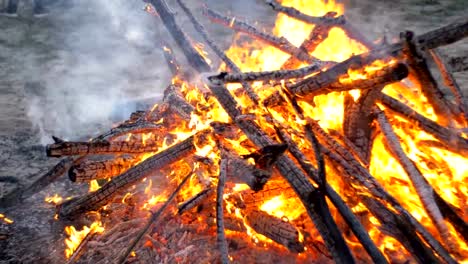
[216,159,229,264]
[178,186,214,214]
[163,84,195,120]
[58,133,201,218]
[68,155,137,183]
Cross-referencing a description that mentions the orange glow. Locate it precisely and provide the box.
[0,214,13,224]
[45,194,63,205]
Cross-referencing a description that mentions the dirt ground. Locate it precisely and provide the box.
[0,0,467,263]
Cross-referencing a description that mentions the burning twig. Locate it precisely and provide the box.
[57,132,204,218]
[203,7,328,66]
[264,0,345,26]
[146,0,211,73]
[206,77,355,263]
[216,158,229,264]
[375,109,455,250]
[178,186,214,215]
[0,157,73,208]
[116,170,193,264]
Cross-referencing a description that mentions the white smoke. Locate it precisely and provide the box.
[26,0,170,144]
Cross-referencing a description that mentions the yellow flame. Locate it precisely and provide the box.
[64,221,104,259]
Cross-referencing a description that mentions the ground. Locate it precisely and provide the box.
[0,0,467,263]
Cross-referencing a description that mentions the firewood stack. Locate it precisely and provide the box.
[7,0,468,263]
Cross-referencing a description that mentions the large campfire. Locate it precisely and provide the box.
[3,0,468,263]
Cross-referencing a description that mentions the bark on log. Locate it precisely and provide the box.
[205,77,355,264]
[343,88,381,163]
[401,31,458,126]
[58,133,201,218]
[216,159,229,264]
[286,62,408,98]
[93,121,164,142]
[177,186,214,214]
[361,196,441,264]
[414,17,468,50]
[163,84,195,120]
[147,0,211,73]
[244,209,304,253]
[213,64,322,83]
[176,0,259,103]
[116,170,192,264]
[265,0,345,26]
[203,7,328,66]
[0,157,73,208]
[328,129,369,167]
[379,94,468,156]
[47,140,162,158]
[68,155,137,183]
[375,109,454,250]
[432,188,468,243]
[429,49,468,122]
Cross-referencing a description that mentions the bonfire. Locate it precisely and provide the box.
[2,0,468,263]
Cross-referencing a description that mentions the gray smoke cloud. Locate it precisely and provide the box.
[26,0,170,144]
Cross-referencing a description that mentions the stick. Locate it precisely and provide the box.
[264,0,345,26]
[178,186,214,214]
[216,159,229,264]
[116,170,192,264]
[212,64,322,83]
[46,140,163,157]
[375,109,455,250]
[58,132,203,218]
[203,7,327,66]
[0,157,73,208]
[147,0,211,73]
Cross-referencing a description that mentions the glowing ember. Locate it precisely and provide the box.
[0,214,13,224]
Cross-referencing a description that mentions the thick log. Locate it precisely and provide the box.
[116,170,192,264]
[328,128,369,167]
[401,31,458,126]
[147,0,211,73]
[414,17,468,50]
[244,209,304,253]
[361,196,441,264]
[343,88,381,163]
[0,157,73,208]
[264,0,345,26]
[429,49,468,122]
[203,7,328,66]
[286,61,408,98]
[213,64,322,83]
[379,94,468,156]
[177,186,214,214]
[46,140,162,158]
[281,12,337,70]
[176,0,259,103]
[216,159,229,264]
[224,151,272,192]
[206,77,355,264]
[234,181,297,209]
[163,84,195,120]
[448,55,468,72]
[58,132,201,218]
[68,155,136,183]
[375,109,454,250]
